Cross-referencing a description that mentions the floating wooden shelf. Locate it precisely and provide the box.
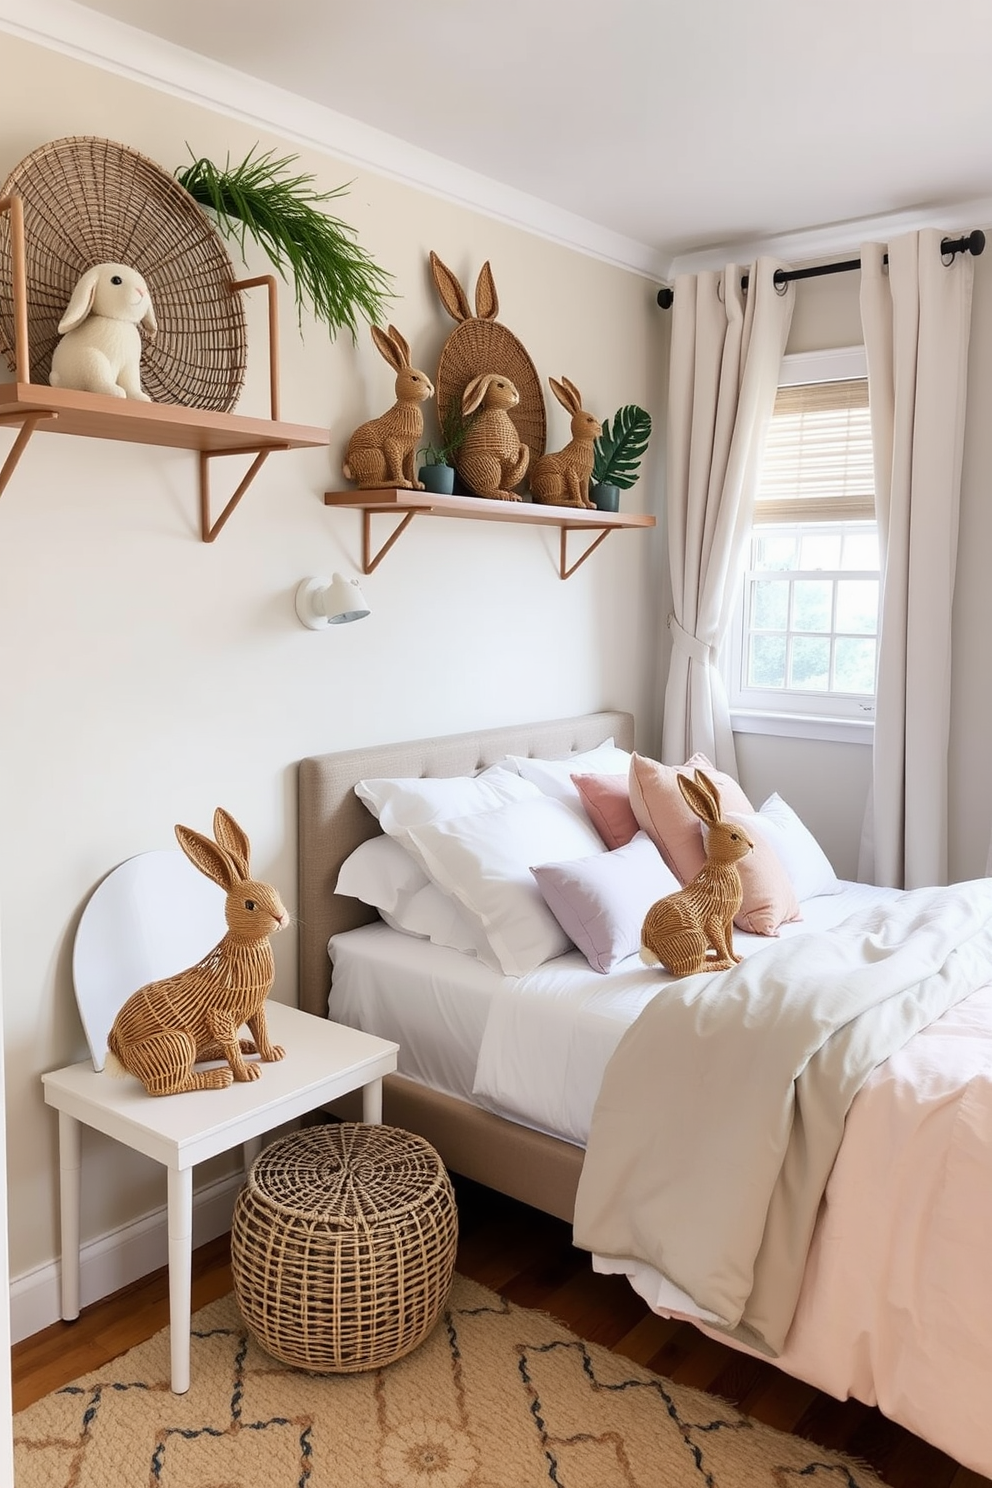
[0,382,329,541]
[323,487,656,579]
[0,192,329,540]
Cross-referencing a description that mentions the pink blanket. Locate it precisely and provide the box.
[600,983,992,1476]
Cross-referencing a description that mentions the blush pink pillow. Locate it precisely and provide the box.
[628,752,801,936]
[571,772,640,850]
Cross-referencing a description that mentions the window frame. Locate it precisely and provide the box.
[728,346,877,746]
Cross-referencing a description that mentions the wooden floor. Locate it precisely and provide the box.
[12,1175,990,1488]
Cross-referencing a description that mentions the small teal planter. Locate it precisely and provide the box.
[419,464,456,495]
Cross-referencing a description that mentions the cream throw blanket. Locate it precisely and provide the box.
[573,881,992,1355]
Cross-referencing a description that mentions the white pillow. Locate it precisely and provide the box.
[335,834,492,958]
[399,882,498,964]
[408,795,606,976]
[336,833,429,914]
[355,766,541,870]
[503,739,633,805]
[727,793,841,901]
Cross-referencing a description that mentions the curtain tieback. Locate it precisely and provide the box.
[668,614,714,667]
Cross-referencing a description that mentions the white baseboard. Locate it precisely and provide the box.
[9,1170,243,1346]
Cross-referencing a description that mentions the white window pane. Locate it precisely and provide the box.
[754,533,798,570]
[841,530,879,569]
[836,579,878,635]
[752,579,789,631]
[799,531,841,569]
[789,636,831,689]
[792,579,832,633]
[834,636,877,693]
[749,634,787,688]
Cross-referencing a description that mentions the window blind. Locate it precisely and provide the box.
[754,378,874,522]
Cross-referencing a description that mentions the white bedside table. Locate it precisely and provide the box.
[42,1001,398,1393]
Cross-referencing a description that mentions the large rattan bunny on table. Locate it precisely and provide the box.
[640,770,754,976]
[105,808,289,1096]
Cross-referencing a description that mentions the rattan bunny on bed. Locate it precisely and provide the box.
[105,808,290,1096]
[640,770,754,977]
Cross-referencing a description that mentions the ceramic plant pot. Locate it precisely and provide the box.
[590,481,620,512]
[419,463,456,495]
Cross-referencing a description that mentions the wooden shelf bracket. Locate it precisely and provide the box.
[362,506,421,573]
[559,525,614,579]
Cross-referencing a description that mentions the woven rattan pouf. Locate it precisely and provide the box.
[231,1122,458,1373]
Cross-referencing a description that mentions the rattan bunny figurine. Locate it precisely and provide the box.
[640,770,754,977]
[458,373,529,500]
[105,808,290,1096]
[429,250,546,483]
[529,377,601,508]
[343,324,434,489]
[49,262,156,400]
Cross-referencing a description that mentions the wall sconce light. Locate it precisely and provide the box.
[295,573,371,630]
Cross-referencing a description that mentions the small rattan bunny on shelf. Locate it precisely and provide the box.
[105,808,290,1096]
[529,377,601,508]
[343,324,434,490]
[640,770,754,977]
[458,372,529,500]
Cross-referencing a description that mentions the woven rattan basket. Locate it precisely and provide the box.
[0,136,247,411]
[231,1123,458,1373]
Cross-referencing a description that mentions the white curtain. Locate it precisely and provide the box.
[662,258,795,771]
[858,230,974,889]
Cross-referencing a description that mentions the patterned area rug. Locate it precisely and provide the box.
[15,1274,885,1487]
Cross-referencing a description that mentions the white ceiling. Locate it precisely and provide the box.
[19,0,992,273]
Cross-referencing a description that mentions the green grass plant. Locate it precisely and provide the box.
[176,146,393,339]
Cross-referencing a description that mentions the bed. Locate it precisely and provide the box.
[298,710,992,1479]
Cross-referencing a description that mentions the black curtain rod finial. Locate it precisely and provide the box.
[657,285,674,309]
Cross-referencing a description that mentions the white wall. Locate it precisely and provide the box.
[0,34,667,1310]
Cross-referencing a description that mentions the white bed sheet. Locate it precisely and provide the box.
[326,883,894,1143]
[328,922,506,1103]
[473,881,899,1144]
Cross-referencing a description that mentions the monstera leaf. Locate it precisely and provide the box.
[592,404,652,489]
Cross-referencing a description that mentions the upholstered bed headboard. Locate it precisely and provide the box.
[297,710,635,1018]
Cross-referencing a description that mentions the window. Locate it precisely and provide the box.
[729,347,878,741]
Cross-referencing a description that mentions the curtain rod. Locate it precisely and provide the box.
[655,230,986,309]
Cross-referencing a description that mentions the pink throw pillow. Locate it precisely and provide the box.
[628,752,800,936]
[571,772,640,850]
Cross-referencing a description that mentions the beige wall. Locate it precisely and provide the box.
[0,35,667,1289]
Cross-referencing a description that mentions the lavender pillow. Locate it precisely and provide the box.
[531,832,680,974]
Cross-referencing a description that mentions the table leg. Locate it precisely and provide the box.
[243,1136,262,1173]
[57,1111,81,1321]
[363,1077,383,1124]
[167,1167,193,1394]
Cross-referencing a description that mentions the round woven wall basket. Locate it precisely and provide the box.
[435,320,546,493]
[0,136,247,411]
[231,1123,458,1374]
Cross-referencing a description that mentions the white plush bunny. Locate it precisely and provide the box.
[49,263,157,401]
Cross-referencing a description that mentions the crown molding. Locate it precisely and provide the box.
[666,197,992,278]
[0,0,666,282]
